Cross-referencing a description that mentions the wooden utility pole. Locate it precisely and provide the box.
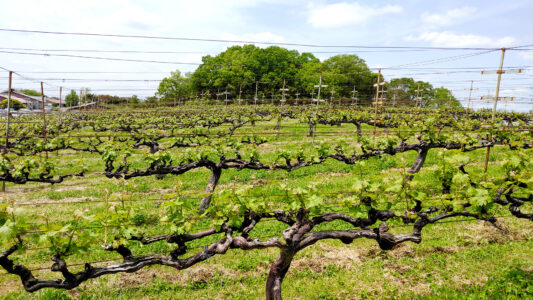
[2,71,13,192]
[254,81,258,107]
[277,79,289,131]
[414,83,422,108]
[372,69,383,141]
[59,86,63,122]
[41,82,48,159]
[480,49,522,172]
[5,71,12,146]
[484,49,505,173]
[329,88,335,105]
[238,84,242,105]
[222,90,231,108]
[351,87,358,106]
[280,79,288,108]
[466,81,473,118]
[313,74,327,115]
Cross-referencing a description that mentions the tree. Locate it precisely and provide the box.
[388,78,433,107]
[0,98,26,110]
[64,90,79,107]
[429,87,461,108]
[320,55,377,100]
[156,71,192,103]
[130,95,140,104]
[190,45,321,99]
[17,89,41,96]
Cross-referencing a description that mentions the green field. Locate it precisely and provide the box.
[0,108,531,299]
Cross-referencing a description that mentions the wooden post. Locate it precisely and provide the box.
[373,69,381,142]
[277,79,288,131]
[254,81,258,107]
[238,84,242,105]
[41,82,48,159]
[58,86,63,123]
[484,48,506,173]
[5,71,12,146]
[2,71,13,192]
[466,81,473,118]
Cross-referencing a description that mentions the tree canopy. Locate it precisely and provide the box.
[155,45,459,108]
[64,90,79,107]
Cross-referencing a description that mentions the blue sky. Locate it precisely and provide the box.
[0,0,532,111]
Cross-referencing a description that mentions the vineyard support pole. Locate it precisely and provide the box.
[484,48,505,173]
[372,69,381,142]
[58,87,62,123]
[2,71,12,192]
[41,82,48,159]
[254,81,258,108]
[277,79,288,131]
[466,80,473,119]
[5,71,12,146]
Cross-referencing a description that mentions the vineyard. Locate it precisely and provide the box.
[0,103,531,299]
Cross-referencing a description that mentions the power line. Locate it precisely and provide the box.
[1,28,532,50]
[0,50,201,65]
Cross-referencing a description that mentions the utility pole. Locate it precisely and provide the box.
[372,69,383,141]
[277,79,289,130]
[379,83,387,106]
[254,81,258,107]
[222,90,231,108]
[5,71,12,146]
[480,48,522,172]
[2,71,13,192]
[237,84,242,105]
[59,86,63,122]
[40,82,48,159]
[466,80,473,118]
[280,79,288,107]
[414,83,422,108]
[313,74,327,115]
[351,87,358,106]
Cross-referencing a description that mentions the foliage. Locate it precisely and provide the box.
[0,98,26,110]
[16,89,41,96]
[156,71,193,103]
[64,90,79,107]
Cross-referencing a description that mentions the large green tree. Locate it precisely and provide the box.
[157,71,192,103]
[191,45,320,99]
[17,89,41,96]
[387,78,433,107]
[320,55,377,100]
[428,87,461,108]
[64,90,79,107]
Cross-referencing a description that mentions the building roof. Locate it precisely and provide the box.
[46,97,62,105]
[0,93,33,104]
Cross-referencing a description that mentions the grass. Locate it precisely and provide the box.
[0,117,531,299]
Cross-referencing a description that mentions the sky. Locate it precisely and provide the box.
[0,0,532,111]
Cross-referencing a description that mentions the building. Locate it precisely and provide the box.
[0,91,61,110]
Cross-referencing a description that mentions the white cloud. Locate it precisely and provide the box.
[518,50,533,60]
[405,31,518,47]
[421,6,477,27]
[306,2,403,29]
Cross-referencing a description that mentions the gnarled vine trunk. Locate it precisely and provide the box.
[199,167,222,214]
[266,249,296,300]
